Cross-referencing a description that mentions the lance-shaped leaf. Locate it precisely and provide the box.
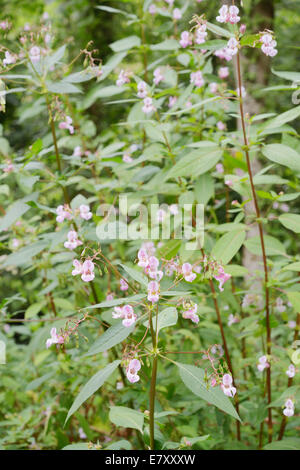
[262,144,300,172]
[109,406,144,433]
[211,230,246,265]
[84,322,135,357]
[65,360,120,423]
[176,362,241,421]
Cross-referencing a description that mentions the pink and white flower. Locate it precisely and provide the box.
[213,266,231,291]
[195,24,207,45]
[72,259,83,276]
[179,31,192,48]
[116,69,130,87]
[3,51,16,67]
[216,5,240,24]
[286,364,296,378]
[113,305,137,327]
[137,80,148,98]
[153,67,164,85]
[56,204,73,223]
[120,278,129,291]
[173,8,182,20]
[64,230,83,250]
[260,33,278,57]
[147,280,160,303]
[221,373,236,397]
[142,97,155,114]
[257,355,270,372]
[81,260,95,282]
[126,358,141,383]
[228,314,239,327]
[190,70,204,88]
[46,327,64,348]
[182,263,196,282]
[79,204,92,220]
[218,67,229,79]
[29,46,41,63]
[59,116,74,134]
[182,302,199,324]
[283,399,294,417]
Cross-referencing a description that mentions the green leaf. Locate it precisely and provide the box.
[156,307,178,331]
[1,240,49,268]
[194,173,214,205]
[262,144,300,172]
[264,438,300,450]
[85,322,135,357]
[150,39,179,51]
[25,301,45,319]
[65,360,120,423]
[0,197,33,231]
[287,292,300,312]
[272,69,300,82]
[45,45,66,69]
[206,21,233,39]
[176,362,241,421]
[244,235,286,256]
[211,230,246,265]
[278,213,300,233]
[282,261,300,272]
[263,106,300,130]
[85,294,145,309]
[46,80,82,94]
[165,147,221,181]
[83,85,127,108]
[109,406,144,433]
[110,36,141,52]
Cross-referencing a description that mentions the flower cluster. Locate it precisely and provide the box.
[56,203,92,222]
[216,5,240,24]
[260,33,278,57]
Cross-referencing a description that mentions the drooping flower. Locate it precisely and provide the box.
[142,96,155,114]
[286,364,296,378]
[283,398,294,417]
[145,256,163,281]
[72,259,82,276]
[226,37,239,56]
[179,31,192,48]
[257,355,270,372]
[64,230,83,250]
[46,327,64,349]
[29,46,41,63]
[214,47,233,61]
[195,24,207,45]
[147,280,160,303]
[56,204,73,223]
[81,260,95,282]
[120,278,129,291]
[79,204,92,221]
[182,302,199,324]
[153,67,164,85]
[59,116,74,134]
[216,5,240,24]
[181,263,196,282]
[221,373,236,397]
[3,51,16,67]
[213,266,231,291]
[126,358,141,383]
[190,70,204,88]
[173,8,182,20]
[137,248,149,268]
[116,69,130,87]
[122,305,137,327]
[218,66,229,79]
[137,80,148,98]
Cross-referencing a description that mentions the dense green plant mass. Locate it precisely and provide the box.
[0,0,300,451]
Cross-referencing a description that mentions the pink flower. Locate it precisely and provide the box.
[221,374,236,397]
[72,259,82,276]
[153,68,164,85]
[56,204,73,223]
[179,31,192,48]
[147,280,160,303]
[236,86,246,98]
[217,121,226,131]
[257,355,270,372]
[283,399,294,417]
[142,97,155,114]
[190,70,204,88]
[64,230,83,250]
[0,20,10,30]
[195,24,207,45]
[168,96,177,108]
[126,358,141,383]
[137,80,148,98]
[275,297,286,313]
[123,305,137,327]
[182,302,199,324]
[29,46,41,63]
[228,314,239,326]
[81,260,95,282]
[79,204,92,221]
[225,179,233,187]
[137,248,149,268]
[120,278,129,291]
[106,293,114,301]
[123,153,133,163]
[116,69,130,87]
[73,146,82,158]
[173,8,182,20]
[169,204,179,215]
[149,4,156,15]
[288,320,296,329]
[216,163,224,174]
[46,327,64,349]
[209,82,218,94]
[145,256,163,281]
[226,37,239,56]
[182,263,196,282]
[59,116,74,134]
[216,5,240,24]
[214,47,233,62]
[286,364,296,378]
[239,24,246,34]
[218,67,229,79]
[213,266,231,291]
[3,51,16,67]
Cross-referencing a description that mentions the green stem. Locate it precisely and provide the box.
[149,308,158,450]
